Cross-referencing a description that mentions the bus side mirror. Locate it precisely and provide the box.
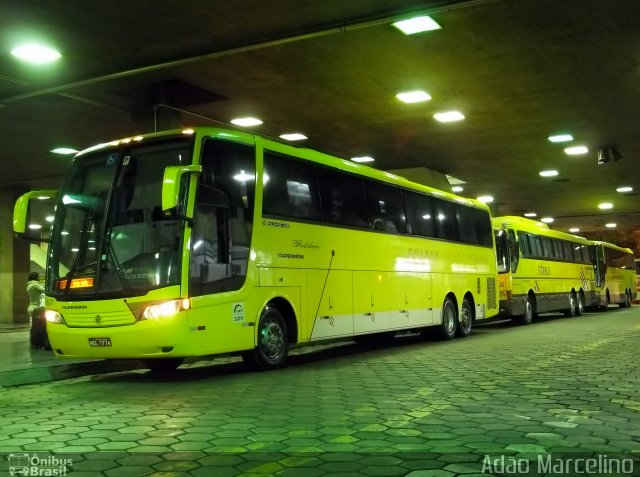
[162,165,202,212]
[13,190,58,240]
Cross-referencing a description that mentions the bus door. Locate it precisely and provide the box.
[592,244,606,289]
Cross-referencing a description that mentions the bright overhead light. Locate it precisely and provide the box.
[569,227,580,233]
[434,111,465,123]
[279,133,307,141]
[605,223,617,228]
[233,170,255,182]
[477,195,493,203]
[182,128,195,135]
[524,212,537,218]
[28,224,42,230]
[11,43,61,64]
[231,117,263,127]
[539,170,559,177]
[396,90,432,103]
[564,145,588,155]
[541,217,554,223]
[392,15,441,35]
[548,134,573,143]
[45,216,54,222]
[50,147,78,155]
[351,156,375,163]
[451,186,464,193]
[598,202,613,210]
[616,186,633,193]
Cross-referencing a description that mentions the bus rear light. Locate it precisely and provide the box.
[141,298,191,320]
[45,310,65,324]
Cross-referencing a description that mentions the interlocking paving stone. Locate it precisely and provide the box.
[1,310,639,476]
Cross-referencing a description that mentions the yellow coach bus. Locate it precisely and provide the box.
[493,216,596,324]
[590,241,636,309]
[14,127,499,371]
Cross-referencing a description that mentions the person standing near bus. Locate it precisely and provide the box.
[26,272,45,322]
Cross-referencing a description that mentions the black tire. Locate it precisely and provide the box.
[436,297,458,340]
[456,298,473,338]
[600,292,609,311]
[575,292,584,316]
[516,295,534,325]
[43,335,52,351]
[620,290,631,308]
[143,358,184,373]
[243,306,288,370]
[564,292,577,317]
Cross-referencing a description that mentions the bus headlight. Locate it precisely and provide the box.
[44,310,65,324]
[141,299,191,320]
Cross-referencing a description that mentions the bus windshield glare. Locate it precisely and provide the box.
[47,138,193,297]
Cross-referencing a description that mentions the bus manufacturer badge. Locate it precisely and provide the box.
[95,314,102,324]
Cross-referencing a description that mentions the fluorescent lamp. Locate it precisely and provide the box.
[231,117,263,127]
[50,147,78,155]
[598,202,613,210]
[524,212,537,217]
[548,134,573,143]
[616,186,633,193]
[477,195,493,203]
[279,133,307,141]
[539,170,559,177]
[564,146,588,155]
[434,111,464,123]
[605,223,617,228]
[392,16,441,35]
[452,186,464,193]
[233,170,255,182]
[569,228,580,233]
[396,91,432,103]
[351,156,375,163]
[45,216,54,222]
[11,43,61,64]
[541,217,554,223]
[28,224,42,230]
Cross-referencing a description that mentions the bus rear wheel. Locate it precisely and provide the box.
[516,295,534,325]
[620,290,631,308]
[242,306,288,371]
[143,358,184,373]
[436,297,458,340]
[564,292,577,317]
[456,298,473,338]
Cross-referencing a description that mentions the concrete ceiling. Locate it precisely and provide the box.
[1,0,639,233]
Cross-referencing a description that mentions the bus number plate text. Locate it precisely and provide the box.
[89,338,112,347]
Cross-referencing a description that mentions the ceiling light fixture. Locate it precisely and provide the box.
[452,186,464,193]
[50,147,78,155]
[231,117,263,127]
[569,228,580,233]
[434,111,464,123]
[564,145,588,155]
[605,223,617,228]
[477,195,493,203]
[548,134,573,143]
[541,217,554,223]
[524,212,537,217]
[396,90,432,103]
[598,202,613,210]
[11,43,61,64]
[351,156,375,163]
[279,133,307,141]
[616,186,633,193]
[539,170,559,177]
[392,16,441,35]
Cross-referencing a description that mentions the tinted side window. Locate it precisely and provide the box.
[365,181,406,233]
[434,199,458,241]
[456,205,492,246]
[318,168,368,227]
[404,191,436,237]
[262,152,321,221]
[517,231,530,257]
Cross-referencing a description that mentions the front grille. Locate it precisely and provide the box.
[64,311,135,327]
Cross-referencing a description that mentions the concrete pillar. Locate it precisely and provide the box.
[0,186,29,324]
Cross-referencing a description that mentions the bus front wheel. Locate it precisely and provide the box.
[242,306,289,371]
[436,297,458,340]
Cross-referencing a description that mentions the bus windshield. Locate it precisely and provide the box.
[494,229,509,273]
[47,138,193,298]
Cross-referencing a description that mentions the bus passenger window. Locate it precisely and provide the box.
[365,181,406,233]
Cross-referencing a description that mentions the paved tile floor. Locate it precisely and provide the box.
[0,308,639,476]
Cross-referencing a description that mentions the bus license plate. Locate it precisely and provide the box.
[89,338,112,347]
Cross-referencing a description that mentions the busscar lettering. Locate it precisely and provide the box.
[538,265,551,276]
[277,253,304,259]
